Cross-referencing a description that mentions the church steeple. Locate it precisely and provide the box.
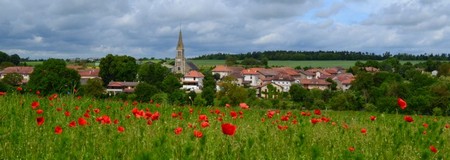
[176,30,184,51]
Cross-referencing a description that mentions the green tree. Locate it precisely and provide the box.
[1,73,23,86]
[225,55,237,66]
[138,62,171,88]
[0,62,14,69]
[99,54,138,86]
[134,82,159,102]
[9,54,21,65]
[81,78,104,97]
[289,84,307,102]
[28,59,80,95]
[201,71,216,106]
[161,74,182,93]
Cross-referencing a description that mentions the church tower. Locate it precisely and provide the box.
[173,30,186,74]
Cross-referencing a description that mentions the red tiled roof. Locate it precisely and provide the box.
[1,66,34,74]
[241,68,263,75]
[272,67,300,76]
[185,70,204,78]
[300,79,331,85]
[273,73,295,81]
[108,82,123,87]
[212,65,232,72]
[78,69,100,77]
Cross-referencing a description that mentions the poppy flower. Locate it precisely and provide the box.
[230,111,238,119]
[114,119,119,124]
[36,117,44,126]
[36,90,40,95]
[423,123,429,128]
[69,121,76,127]
[31,101,40,109]
[193,130,203,138]
[214,109,221,114]
[221,123,236,136]
[201,121,210,128]
[56,108,62,112]
[36,109,43,114]
[75,106,80,110]
[54,126,63,134]
[239,103,249,109]
[199,114,208,122]
[261,118,265,122]
[429,145,438,153]
[321,117,330,123]
[314,109,321,115]
[117,126,125,132]
[100,115,111,124]
[310,118,321,124]
[217,117,223,122]
[0,92,6,96]
[155,103,161,107]
[281,115,289,121]
[267,110,276,118]
[445,124,450,129]
[147,120,153,125]
[151,112,160,121]
[171,113,178,118]
[225,104,230,108]
[174,127,183,135]
[361,128,367,134]
[292,119,298,124]
[349,147,355,152]
[17,87,23,91]
[78,117,88,126]
[277,125,288,130]
[370,116,376,121]
[49,94,58,101]
[398,98,407,110]
[64,111,71,117]
[94,108,100,114]
[404,116,414,122]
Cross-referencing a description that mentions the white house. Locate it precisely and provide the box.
[182,70,204,92]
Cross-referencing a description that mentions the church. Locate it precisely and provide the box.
[172,30,198,75]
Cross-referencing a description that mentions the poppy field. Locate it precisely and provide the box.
[1,93,449,159]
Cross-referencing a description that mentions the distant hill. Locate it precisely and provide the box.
[192,50,450,61]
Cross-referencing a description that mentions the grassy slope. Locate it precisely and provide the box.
[0,93,449,159]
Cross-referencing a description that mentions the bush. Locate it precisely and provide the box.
[151,93,169,104]
[193,96,207,107]
[432,107,443,116]
[363,103,377,112]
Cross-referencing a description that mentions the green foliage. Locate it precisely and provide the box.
[99,54,138,85]
[217,81,248,106]
[134,83,159,102]
[151,93,169,104]
[81,78,104,97]
[27,59,80,95]
[0,62,14,69]
[1,73,23,86]
[193,95,207,106]
[138,62,171,88]
[169,90,186,105]
[328,91,362,111]
[162,74,182,93]
[0,81,13,92]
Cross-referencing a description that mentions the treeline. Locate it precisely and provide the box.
[0,51,21,67]
[192,50,450,61]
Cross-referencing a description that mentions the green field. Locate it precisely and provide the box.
[1,93,449,159]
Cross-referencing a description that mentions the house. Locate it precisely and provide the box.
[211,65,243,79]
[272,73,296,92]
[333,73,355,91]
[259,82,283,99]
[182,70,204,92]
[106,81,139,95]
[298,70,315,79]
[241,68,262,87]
[78,69,100,85]
[272,67,301,80]
[0,66,34,84]
[299,79,331,90]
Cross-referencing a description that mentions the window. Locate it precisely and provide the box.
[193,77,196,80]
[178,67,180,71]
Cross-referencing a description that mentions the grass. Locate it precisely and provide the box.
[1,93,449,159]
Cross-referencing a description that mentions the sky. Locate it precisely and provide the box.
[0,0,449,59]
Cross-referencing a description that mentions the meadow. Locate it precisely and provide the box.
[1,92,449,159]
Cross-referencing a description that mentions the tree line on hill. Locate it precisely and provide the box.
[192,50,450,61]
[0,51,21,69]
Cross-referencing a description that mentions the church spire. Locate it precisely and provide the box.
[176,30,184,50]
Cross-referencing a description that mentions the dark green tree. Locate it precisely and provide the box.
[134,82,159,101]
[81,78,104,97]
[161,74,182,93]
[138,62,171,88]
[201,71,216,106]
[9,54,21,65]
[289,84,307,102]
[1,73,23,86]
[28,59,80,95]
[99,54,138,86]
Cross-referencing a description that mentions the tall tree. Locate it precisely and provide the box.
[28,59,80,95]
[138,62,171,87]
[99,54,138,86]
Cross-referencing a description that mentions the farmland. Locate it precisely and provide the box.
[1,93,449,159]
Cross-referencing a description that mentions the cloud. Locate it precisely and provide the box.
[0,0,449,59]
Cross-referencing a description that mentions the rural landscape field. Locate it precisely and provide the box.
[1,92,448,159]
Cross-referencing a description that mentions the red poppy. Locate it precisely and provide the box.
[398,98,407,110]
[75,106,80,110]
[64,111,71,117]
[155,103,161,107]
[267,110,276,118]
[171,113,178,118]
[69,121,76,127]
[261,118,265,122]
[101,115,111,124]
[281,115,289,121]
[174,127,183,135]
[199,114,208,122]
[239,103,249,109]
[446,123,450,129]
[94,108,100,114]
[342,123,349,129]
[201,121,210,128]
[348,147,355,152]
[292,119,298,124]
[0,92,6,96]
[151,112,160,121]
[314,109,321,115]
[36,109,43,114]
[31,101,40,109]
[36,90,40,95]
[321,117,330,123]
[147,120,153,125]
[193,130,203,138]
[230,111,238,119]
[277,125,288,130]
[56,108,62,112]
[422,130,427,135]
[217,117,223,122]
[117,126,125,132]
[114,119,119,124]
[54,126,63,134]
[78,117,88,126]
[404,116,414,122]
[361,128,367,134]
[17,87,23,91]
[189,108,193,114]
[36,117,44,126]
[225,103,230,108]
[310,118,321,124]
[423,123,429,128]
[221,123,236,136]
[214,109,221,115]
[49,94,58,101]
[429,145,438,153]
[132,101,138,106]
